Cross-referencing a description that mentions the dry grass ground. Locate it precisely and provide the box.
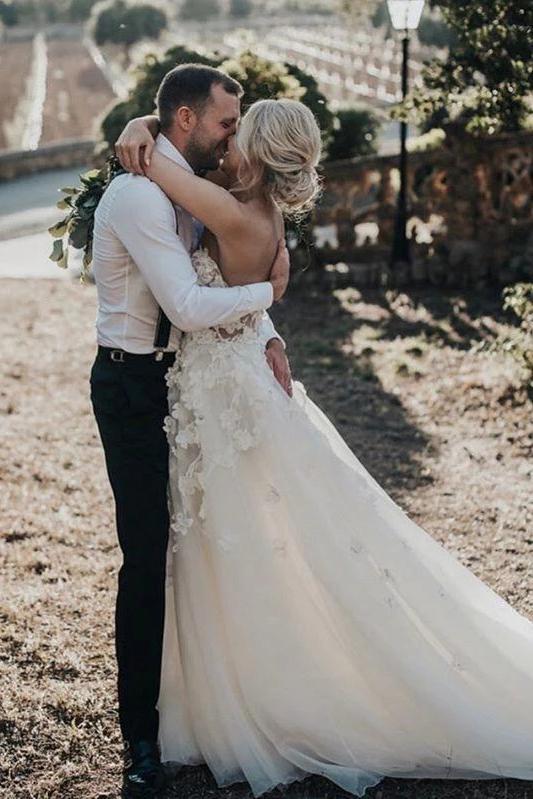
[0,276,531,799]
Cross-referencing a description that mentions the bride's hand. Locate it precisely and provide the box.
[115,115,160,175]
[266,339,293,398]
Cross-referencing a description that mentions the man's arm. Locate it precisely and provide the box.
[110,178,282,332]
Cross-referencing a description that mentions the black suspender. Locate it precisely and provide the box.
[153,307,172,353]
[152,207,180,358]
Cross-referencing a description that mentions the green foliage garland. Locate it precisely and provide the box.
[48,157,125,281]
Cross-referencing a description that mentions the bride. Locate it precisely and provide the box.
[118,97,533,797]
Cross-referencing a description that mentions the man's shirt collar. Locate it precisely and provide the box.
[155,133,194,174]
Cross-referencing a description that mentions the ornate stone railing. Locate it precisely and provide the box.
[1,129,531,288]
[0,138,95,181]
[295,130,533,288]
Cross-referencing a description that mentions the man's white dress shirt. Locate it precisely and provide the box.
[92,134,280,354]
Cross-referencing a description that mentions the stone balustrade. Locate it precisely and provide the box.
[1,129,531,288]
[295,129,533,288]
[0,138,95,181]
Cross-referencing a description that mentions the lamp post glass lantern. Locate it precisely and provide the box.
[386,0,425,266]
[386,0,425,30]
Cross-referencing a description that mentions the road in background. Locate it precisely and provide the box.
[0,164,89,278]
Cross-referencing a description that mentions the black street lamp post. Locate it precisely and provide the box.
[386,0,425,266]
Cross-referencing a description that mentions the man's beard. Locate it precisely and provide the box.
[185,138,223,174]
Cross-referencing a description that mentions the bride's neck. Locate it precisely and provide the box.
[230,179,269,206]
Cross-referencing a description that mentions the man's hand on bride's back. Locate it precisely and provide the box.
[269,238,290,302]
[115,115,159,175]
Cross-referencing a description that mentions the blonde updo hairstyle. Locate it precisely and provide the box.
[235,98,322,217]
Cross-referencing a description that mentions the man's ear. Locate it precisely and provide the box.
[175,105,197,132]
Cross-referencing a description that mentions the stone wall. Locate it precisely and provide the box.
[0,139,95,181]
[295,129,533,288]
[1,130,531,287]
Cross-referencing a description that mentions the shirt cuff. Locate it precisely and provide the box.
[244,281,274,311]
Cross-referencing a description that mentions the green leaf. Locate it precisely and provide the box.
[82,245,93,270]
[48,218,69,238]
[81,195,99,209]
[69,219,91,249]
[80,169,102,186]
[49,239,65,263]
[58,247,69,270]
[60,186,80,195]
[56,198,72,210]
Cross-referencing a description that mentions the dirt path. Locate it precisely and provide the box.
[0,277,531,799]
[0,40,35,150]
[41,38,116,144]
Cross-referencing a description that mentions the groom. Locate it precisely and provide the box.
[90,63,291,798]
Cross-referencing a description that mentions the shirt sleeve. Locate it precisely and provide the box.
[257,312,286,350]
[109,178,274,333]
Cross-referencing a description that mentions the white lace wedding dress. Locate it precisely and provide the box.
[157,248,533,797]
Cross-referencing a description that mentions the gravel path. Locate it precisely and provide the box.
[0,277,531,799]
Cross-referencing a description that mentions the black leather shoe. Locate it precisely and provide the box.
[122,739,167,798]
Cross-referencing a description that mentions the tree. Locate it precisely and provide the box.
[221,50,303,108]
[406,1,533,135]
[370,0,388,28]
[284,61,334,147]
[327,108,379,161]
[180,0,219,22]
[229,0,251,17]
[69,0,98,20]
[92,0,167,50]
[101,45,219,146]
[0,1,19,25]
[417,14,456,49]
[100,45,336,163]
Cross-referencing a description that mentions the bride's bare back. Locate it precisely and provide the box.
[202,196,285,288]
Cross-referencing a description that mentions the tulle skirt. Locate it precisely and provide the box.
[156,329,533,797]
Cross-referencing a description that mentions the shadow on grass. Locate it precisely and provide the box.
[270,282,433,499]
[162,763,532,799]
[270,281,512,499]
[353,284,507,350]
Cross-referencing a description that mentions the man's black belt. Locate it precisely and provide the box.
[97,345,176,364]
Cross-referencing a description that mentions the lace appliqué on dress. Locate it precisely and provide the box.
[164,248,288,553]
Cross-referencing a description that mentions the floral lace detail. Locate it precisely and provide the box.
[164,248,289,553]
[163,248,396,557]
[187,248,263,341]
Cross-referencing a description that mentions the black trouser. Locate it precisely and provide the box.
[90,346,176,743]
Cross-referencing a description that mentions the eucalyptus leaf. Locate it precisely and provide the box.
[48,218,69,238]
[82,196,100,208]
[69,220,91,249]
[83,245,93,270]
[58,247,69,270]
[80,169,102,185]
[74,206,92,221]
[49,239,65,263]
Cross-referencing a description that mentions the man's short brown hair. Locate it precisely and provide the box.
[156,63,243,131]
